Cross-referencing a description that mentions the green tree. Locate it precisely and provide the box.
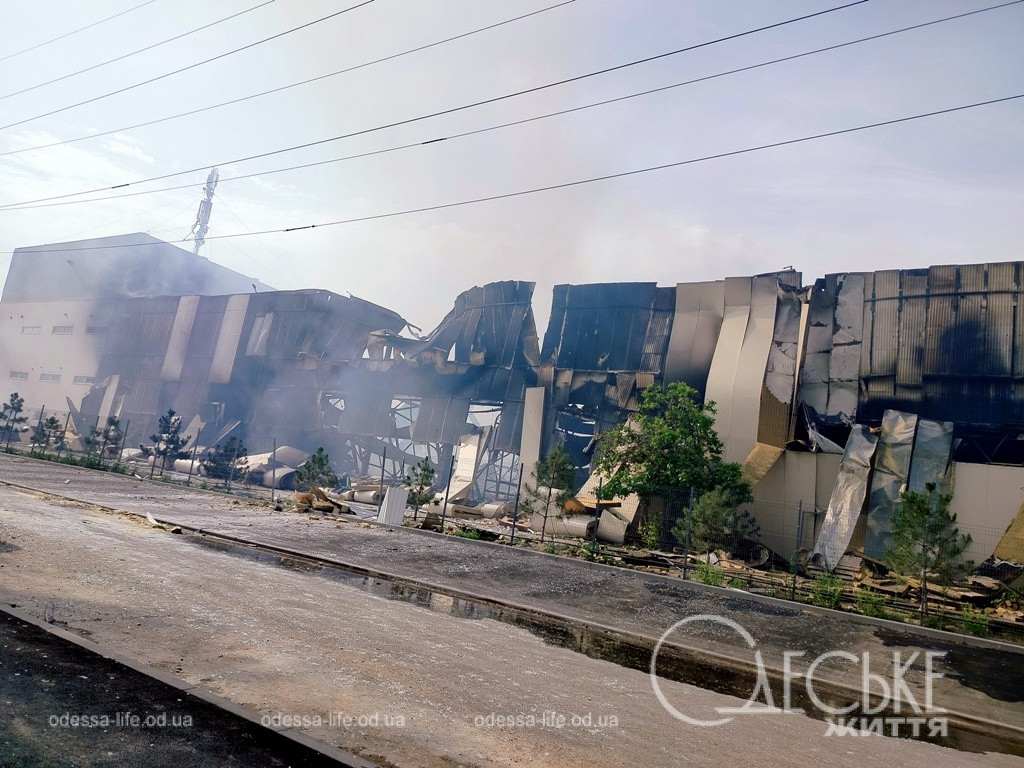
[521,445,575,543]
[886,483,973,620]
[593,383,750,544]
[672,487,760,556]
[201,437,247,481]
[85,416,122,460]
[405,457,437,516]
[295,447,338,491]
[31,415,63,454]
[1,392,27,448]
[149,409,189,476]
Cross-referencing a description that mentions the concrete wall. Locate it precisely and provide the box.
[3,233,272,303]
[748,451,841,559]
[949,462,1024,566]
[0,300,104,420]
[753,457,1024,566]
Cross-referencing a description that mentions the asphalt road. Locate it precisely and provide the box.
[0,610,354,768]
[0,452,1020,733]
[1,479,1022,767]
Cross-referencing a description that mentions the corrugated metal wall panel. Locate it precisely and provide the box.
[986,262,1015,377]
[924,265,956,375]
[896,271,927,394]
[868,270,898,401]
[859,272,874,401]
[957,264,988,375]
[870,271,899,377]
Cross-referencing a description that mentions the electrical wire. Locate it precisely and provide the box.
[0,0,160,64]
[0,0,575,158]
[0,0,375,132]
[4,92,1020,255]
[0,0,871,207]
[0,1,276,101]
[5,0,1020,212]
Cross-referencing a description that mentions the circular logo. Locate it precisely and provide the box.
[649,614,764,727]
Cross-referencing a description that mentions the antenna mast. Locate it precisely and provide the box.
[187,167,219,255]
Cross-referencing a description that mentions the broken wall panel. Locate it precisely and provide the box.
[728,274,779,461]
[663,280,725,393]
[799,278,833,415]
[864,409,918,559]
[758,280,803,447]
[209,294,249,384]
[704,276,752,458]
[160,295,200,382]
[827,272,864,420]
[812,425,879,570]
[907,418,954,493]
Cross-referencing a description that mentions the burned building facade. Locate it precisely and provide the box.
[3,234,1024,567]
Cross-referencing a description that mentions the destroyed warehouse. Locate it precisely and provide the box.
[3,233,1024,570]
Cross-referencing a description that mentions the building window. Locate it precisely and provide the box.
[9,371,28,381]
[85,326,106,335]
[73,375,96,385]
[20,325,40,335]
[39,373,61,383]
[52,325,74,335]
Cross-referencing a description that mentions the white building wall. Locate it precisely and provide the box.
[0,300,104,420]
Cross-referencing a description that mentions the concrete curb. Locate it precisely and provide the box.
[0,603,377,768]
[321,501,1024,654]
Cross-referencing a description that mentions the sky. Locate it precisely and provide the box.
[0,0,1021,333]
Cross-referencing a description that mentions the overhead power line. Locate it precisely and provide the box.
[0,1,276,101]
[0,0,870,208]
[0,0,375,132]
[5,92,1021,256]
[4,0,1020,212]
[0,0,576,159]
[0,0,160,64]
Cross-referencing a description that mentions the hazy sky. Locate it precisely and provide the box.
[1,0,1021,332]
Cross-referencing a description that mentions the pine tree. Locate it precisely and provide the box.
[31,415,63,454]
[201,437,247,481]
[404,457,437,515]
[1,392,27,448]
[149,409,189,476]
[672,487,760,557]
[85,416,122,460]
[886,483,973,619]
[295,447,338,491]
[521,445,575,543]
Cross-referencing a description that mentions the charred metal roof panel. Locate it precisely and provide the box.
[541,282,664,371]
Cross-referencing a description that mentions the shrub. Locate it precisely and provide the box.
[695,562,725,587]
[960,606,990,637]
[856,589,888,619]
[811,574,844,609]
